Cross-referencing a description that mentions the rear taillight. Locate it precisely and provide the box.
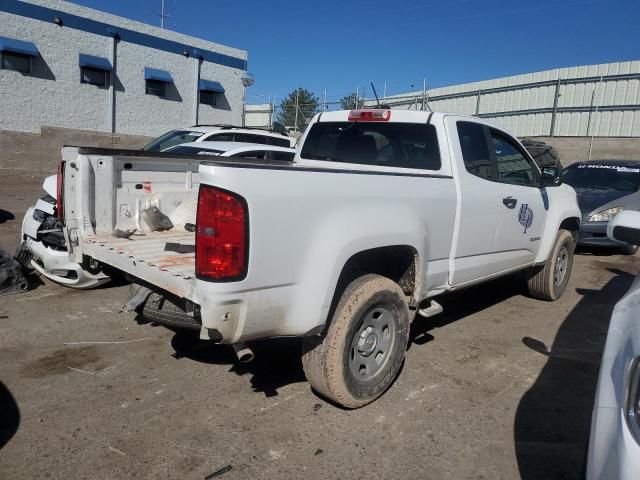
[56,161,65,223]
[348,109,391,122]
[196,185,248,281]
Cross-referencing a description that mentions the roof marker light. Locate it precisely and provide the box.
[348,109,391,122]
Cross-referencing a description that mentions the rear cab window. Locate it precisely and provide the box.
[300,122,441,170]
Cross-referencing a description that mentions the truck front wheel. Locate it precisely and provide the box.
[527,229,575,301]
[302,274,410,408]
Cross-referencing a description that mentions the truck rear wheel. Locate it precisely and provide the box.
[302,274,410,408]
[527,229,574,301]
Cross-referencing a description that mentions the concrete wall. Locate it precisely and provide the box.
[529,136,640,166]
[0,127,152,177]
[0,0,248,136]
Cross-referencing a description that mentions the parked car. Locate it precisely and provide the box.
[587,210,640,479]
[163,141,295,161]
[142,125,295,151]
[562,160,640,254]
[520,138,562,171]
[35,109,581,407]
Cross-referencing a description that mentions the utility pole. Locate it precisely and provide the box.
[294,91,299,131]
[421,78,426,111]
[355,86,359,109]
[383,81,387,101]
[151,0,172,29]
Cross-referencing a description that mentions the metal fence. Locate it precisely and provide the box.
[245,61,640,137]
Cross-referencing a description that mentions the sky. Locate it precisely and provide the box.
[68,0,640,105]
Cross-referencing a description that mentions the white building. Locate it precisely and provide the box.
[0,0,249,137]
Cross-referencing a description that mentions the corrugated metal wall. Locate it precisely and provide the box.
[364,61,640,137]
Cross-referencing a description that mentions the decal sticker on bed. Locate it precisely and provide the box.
[518,203,534,234]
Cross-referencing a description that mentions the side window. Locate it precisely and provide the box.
[268,151,295,161]
[235,133,269,145]
[490,130,537,186]
[457,121,492,180]
[230,150,266,159]
[208,133,234,142]
[269,137,291,148]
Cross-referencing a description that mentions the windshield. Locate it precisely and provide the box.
[166,145,222,155]
[300,122,441,170]
[143,130,205,152]
[563,163,640,192]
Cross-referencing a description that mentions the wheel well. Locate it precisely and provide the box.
[322,246,418,332]
[560,217,580,242]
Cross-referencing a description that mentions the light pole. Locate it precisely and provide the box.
[241,72,254,127]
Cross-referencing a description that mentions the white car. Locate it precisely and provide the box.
[142,125,295,151]
[162,141,295,161]
[587,210,640,479]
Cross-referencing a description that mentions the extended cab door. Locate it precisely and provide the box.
[486,128,546,274]
[447,119,546,286]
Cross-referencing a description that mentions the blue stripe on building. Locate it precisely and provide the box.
[0,0,247,70]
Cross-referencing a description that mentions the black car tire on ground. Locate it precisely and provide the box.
[127,283,201,330]
[527,229,575,301]
[302,274,410,409]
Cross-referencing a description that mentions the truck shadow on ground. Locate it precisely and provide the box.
[409,273,526,347]
[0,382,20,450]
[168,330,305,398]
[514,268,634,480]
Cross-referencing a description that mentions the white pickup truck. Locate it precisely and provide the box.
[23,109,581,407]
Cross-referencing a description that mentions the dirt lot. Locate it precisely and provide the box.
[0,179,638,480]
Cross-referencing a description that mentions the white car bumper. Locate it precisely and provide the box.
[21,207,110,289]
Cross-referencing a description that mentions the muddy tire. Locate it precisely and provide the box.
[302,274,410,409]
[527,229,574,301]
[128,284,200,330]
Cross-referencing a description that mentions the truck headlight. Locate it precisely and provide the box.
[627,358,640,444]
[587,206,623,222]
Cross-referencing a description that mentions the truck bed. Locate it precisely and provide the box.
[83,231,196,299]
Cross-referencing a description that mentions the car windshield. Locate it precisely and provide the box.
[166,145,223,155]
[563,163,640,192]
[143,130,205,152]
[300,122,441,170]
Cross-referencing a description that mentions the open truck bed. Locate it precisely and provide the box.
[83,230,196,298]
[61,147,206,300]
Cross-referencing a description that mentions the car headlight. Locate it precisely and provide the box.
[587,206,623,222]
[627,358,640,444]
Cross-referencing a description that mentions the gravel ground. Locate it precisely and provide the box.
[0,179,638,480]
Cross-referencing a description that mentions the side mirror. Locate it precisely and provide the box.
[542,166,562,187]
[607,210,640,245]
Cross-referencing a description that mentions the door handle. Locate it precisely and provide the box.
[503,197,517,209]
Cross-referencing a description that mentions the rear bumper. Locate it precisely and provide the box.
[578,222,624,248]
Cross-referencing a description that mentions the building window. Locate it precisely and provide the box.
[200,90,218,107]
[80,66,108,87]
[146,79,166,98]
[1,51,31,74]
